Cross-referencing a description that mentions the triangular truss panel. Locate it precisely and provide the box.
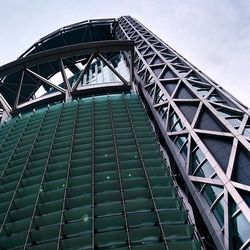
[232,144,250,185]
[174,83,197,100]
[150,54,164,65]
[161,79,179,96]
[195,106,229,132]
[177,102,199,124]
[199,134,233,173]
[160,67,176,80]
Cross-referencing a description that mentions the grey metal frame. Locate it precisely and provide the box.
[115,15,250,250]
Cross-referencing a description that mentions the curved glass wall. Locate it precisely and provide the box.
[0,94,200,250]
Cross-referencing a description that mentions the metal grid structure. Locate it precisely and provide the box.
[0,40,133,117]
[0,94,200,249]
[115,15,250,250]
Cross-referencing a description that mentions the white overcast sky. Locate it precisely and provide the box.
[0,0,250,107]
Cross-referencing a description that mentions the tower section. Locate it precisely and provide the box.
[115,15,250,250]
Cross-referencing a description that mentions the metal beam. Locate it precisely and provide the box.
[26,69,66,94]
[71,53,96,92]
[59,59,72,93]
[0,93,12,115]
[14,71,24,109]
[0,41,134,78]
[97,53,130,86]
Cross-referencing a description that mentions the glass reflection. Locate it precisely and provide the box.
[232,212,250,249]
[243,127,250,137]
[195,161,214,178]
[202,184,222,206]
[202,185,224,227]
[191,148,205,174]
[68,53,130,88]
[212,197,224,227]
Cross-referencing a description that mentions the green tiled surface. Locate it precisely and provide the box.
[0,94,200,249]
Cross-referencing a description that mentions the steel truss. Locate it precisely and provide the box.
[115,15,250,250]
[0,41,133,117]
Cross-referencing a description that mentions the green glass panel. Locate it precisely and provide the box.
[163,224,193,240]
[63,220,92,237]
[128,212,156,227]
[96,230,127,248]
[0,94,199,249]
[95,215,124,232]
[130,226,160,243]
[60,235,91,250]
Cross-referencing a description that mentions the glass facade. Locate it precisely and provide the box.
[0,95,200,249]
[70,53,130,88]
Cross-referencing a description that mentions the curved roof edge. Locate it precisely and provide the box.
[19,18,117,58]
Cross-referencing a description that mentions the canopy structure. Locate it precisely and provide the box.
[0,19,133,116]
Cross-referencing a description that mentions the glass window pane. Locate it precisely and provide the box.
[95,201,123,217]
[227,118,241,127]
[63,220,92,237]
[169,113,178,129]
[175,136,187,150]
[202,185,223,206]
[127,212,156,228]
[195,161,214,178]
[212,198,224,227]
[64,206,91,222]
[232,212,250,249]
[125,188,149,200]
[171,120,184,132]
[96,190,121,204]
[159,209,187,224]
[126,198,153,212]
[163,224,193,240]
[121,168,144,179]
[95,171,118,183]
[243,127,250,137]
[191,148,205,174]
[96,230,127,248]
[130,226,160,243]
[95,180,120,192]
[180,144,188,158]
[61,235,91,250]
[95,215,124,232]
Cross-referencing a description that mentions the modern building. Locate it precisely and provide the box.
[0,16,249,250]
